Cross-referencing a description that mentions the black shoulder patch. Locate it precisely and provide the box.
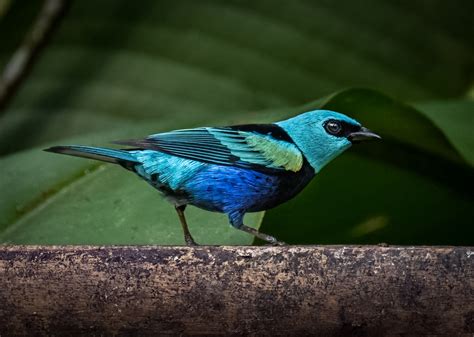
[227,123,295,143]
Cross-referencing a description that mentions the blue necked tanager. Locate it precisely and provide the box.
[45,109,380,245]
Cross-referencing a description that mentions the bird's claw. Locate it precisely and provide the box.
[184,236,198,246]
[266,236,287,246]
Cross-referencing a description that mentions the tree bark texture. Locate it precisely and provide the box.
[0,245,472,336]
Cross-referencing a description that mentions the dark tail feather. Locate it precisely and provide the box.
[44,145,139,166]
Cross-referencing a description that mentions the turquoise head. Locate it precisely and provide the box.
[277,109,380,172]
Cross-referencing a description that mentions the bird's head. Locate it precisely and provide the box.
[277,109,380,172]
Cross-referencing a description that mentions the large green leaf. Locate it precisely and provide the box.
[1,0,473,154]
[260,90,473,245]
[1,89,472,245]
[0,1,472,245]
[415,100,474,166]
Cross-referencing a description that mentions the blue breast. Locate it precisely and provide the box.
[183,160,315,214]
[129,150,315,215]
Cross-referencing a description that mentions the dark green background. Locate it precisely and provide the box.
[0,0,472,245]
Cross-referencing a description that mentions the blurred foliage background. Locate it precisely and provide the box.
[0,0,472,245]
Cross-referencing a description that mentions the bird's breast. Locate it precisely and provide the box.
[182,162,314,213]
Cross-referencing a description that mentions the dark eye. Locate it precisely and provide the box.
[324,120,342,135]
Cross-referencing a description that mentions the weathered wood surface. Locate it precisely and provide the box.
[0,245,472,336]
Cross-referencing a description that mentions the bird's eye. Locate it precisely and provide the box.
[324,120,342,135]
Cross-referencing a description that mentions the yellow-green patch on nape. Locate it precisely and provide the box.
[243,133,303,172]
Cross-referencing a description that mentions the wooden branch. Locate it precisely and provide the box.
[0,245,472,336]
[0,0,68,113]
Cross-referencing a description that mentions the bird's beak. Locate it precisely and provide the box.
[348,127,381,143]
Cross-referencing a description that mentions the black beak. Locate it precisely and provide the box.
[348,127,381,143]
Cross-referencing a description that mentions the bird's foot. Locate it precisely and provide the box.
[175,205,199,246]
[238,224,287,246]
[265,236,287,246]
[184,235,199,246]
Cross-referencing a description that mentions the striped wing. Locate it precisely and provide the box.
[114,127,303,173]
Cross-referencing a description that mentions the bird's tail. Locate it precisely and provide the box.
[44,145,139,167]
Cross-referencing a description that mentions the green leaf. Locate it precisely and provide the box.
[0,1,473,245]
[260,90,474,245]
[2,89,472,245]
[415,100,474,166]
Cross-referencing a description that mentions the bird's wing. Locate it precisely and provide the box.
[113,125,304,173]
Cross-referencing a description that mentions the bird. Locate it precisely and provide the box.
[45,109,380,245]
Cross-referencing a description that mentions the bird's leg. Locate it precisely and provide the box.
[238,224,286,246]
[175,205,198,246]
